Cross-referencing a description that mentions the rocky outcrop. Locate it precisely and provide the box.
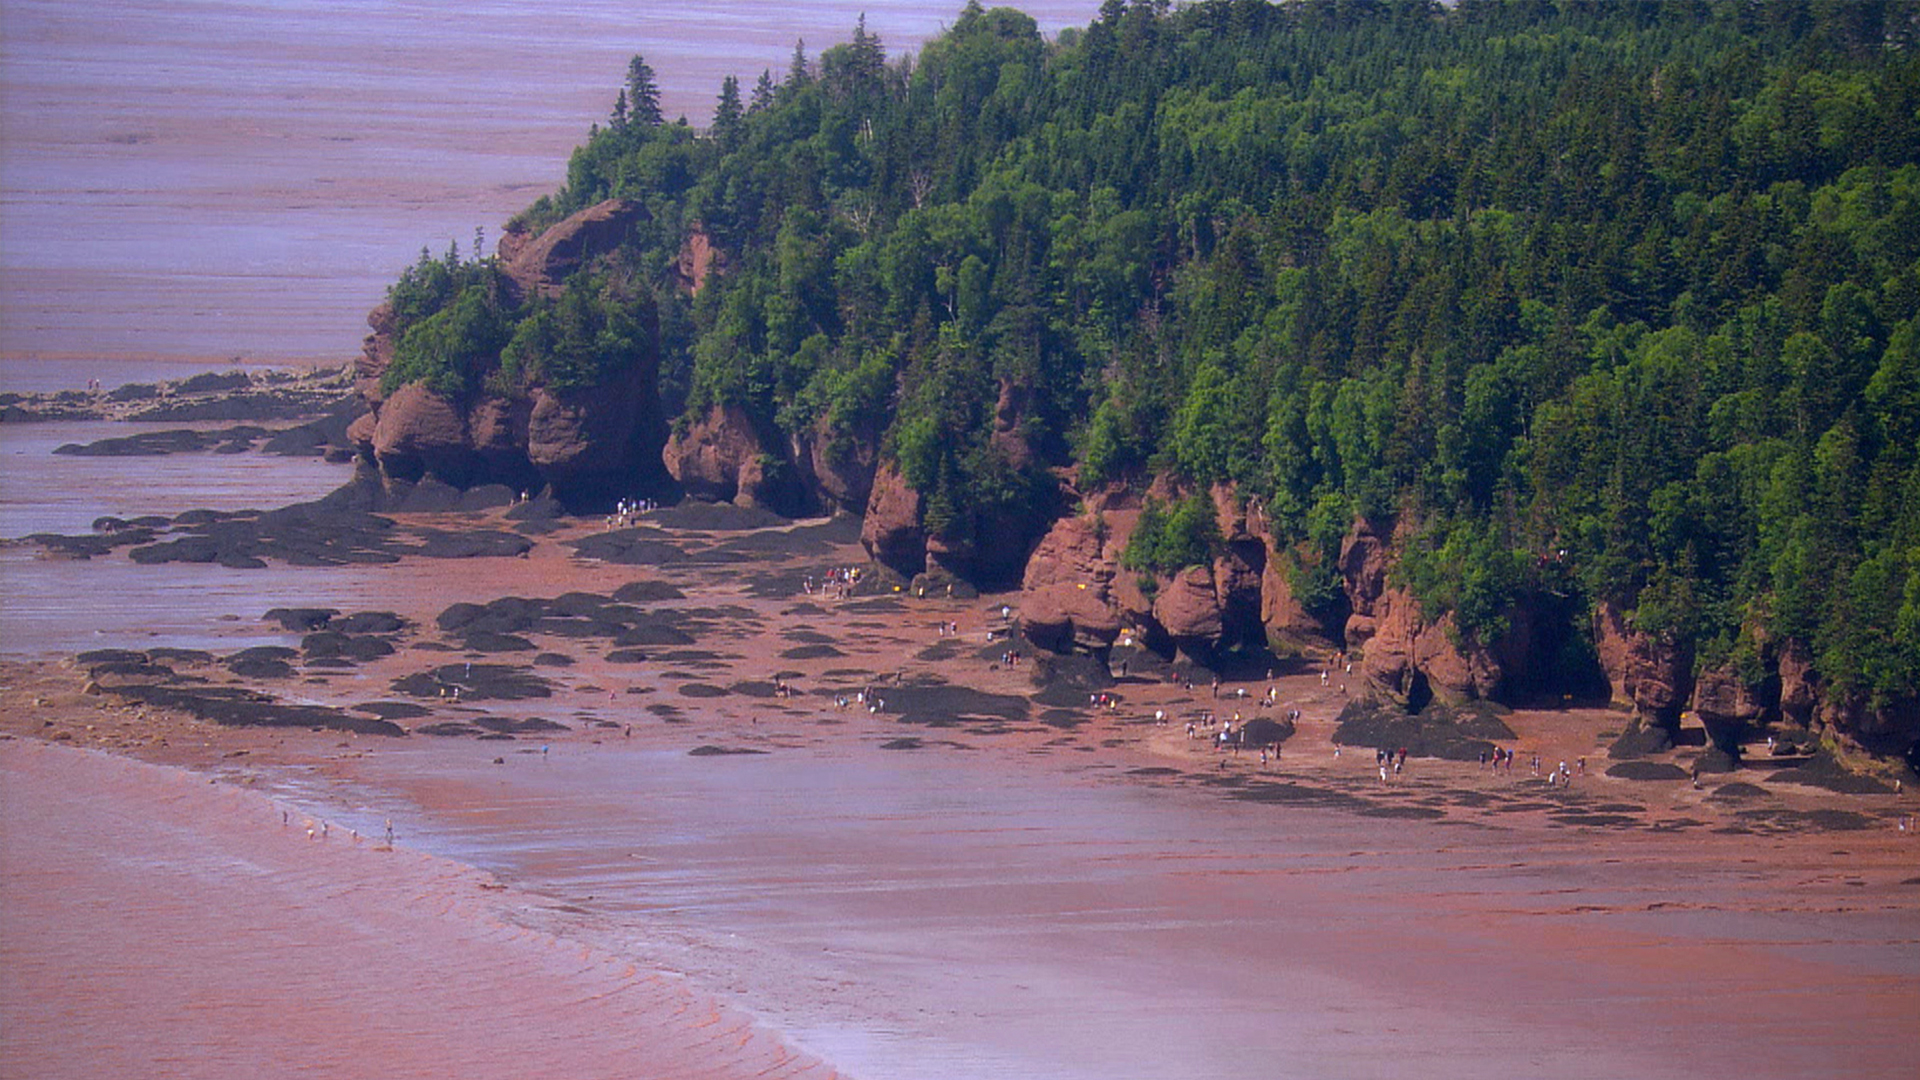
[860,462,925,576]
[988,379,1036,472]
[662,404,801,511]
[1259,550,1338,654]
[1691,662,1773,753]
[1334,517,1533,710]
[1593,600,1694,728]
[1152,565,1226,647]
[1019,511,1124,654]
[789,417,879,514]
[672,225,720,295]
[350,200,663,505]
[498,199,647,302]
[368,382,472,483]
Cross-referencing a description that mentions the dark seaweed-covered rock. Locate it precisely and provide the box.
[504,489,566,521]
[416,722,485,737]
[76,648,150,667]
[265,607,339,632]
[390,663,551,701]
[54,429,214,456]
[605,648,650,664]
[781,643,844,660]
[1767,753,1897,794]
[461,631,538,653]
[688,744,769,756]
[613,580,685,603]
[412,529,533,559]
[1605,761,1691,781]
[107,682,405,736]
[353,701,432,720]
[85,658,178,681]
[176,370,253,395]
[613,622,695,647]
[533,652,575,667]
[23,531,151,559]
[568,532,689,565]
[301,631,395,661]
[1332,698,1516,761]
[436,602,490,632]
[1030,651,1115,706]
[649,502,788,531]
[1607,718,1676,759]
[471,716,570,734]
[332,611,404,634]
[881,682,1032,726]
[146,647,213,665]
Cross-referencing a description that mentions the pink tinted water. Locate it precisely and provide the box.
[1,0,1099,371]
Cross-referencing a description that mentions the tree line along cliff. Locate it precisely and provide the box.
[347,0,1920,762]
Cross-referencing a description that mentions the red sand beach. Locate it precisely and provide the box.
[0,738,839,1080]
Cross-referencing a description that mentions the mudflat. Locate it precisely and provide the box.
[4,499,1915,1079]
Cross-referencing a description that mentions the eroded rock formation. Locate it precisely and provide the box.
[350,199,662,505]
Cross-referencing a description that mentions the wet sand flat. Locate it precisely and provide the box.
[0,738,838,1080]
[4,500,1918,1079]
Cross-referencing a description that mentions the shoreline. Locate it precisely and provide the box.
[3,495,1918,1078]
[0,737,841,1080]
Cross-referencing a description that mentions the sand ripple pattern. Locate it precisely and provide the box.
[0,739,840,1080]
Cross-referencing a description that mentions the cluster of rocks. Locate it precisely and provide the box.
[75,644,409,736]
[1,366,356,426]
[430,587,703,657]
[21,499,530,569]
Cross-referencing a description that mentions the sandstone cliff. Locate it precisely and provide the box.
[350,199,662,504]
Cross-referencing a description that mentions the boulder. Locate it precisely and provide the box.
[369,382,470,480]
[499,198,647,302]
[860,462,926,578]
[1152,565,1224,648]
[663,404,773,505]
[1019,512,1123,653]
[790,415,878,514]
[1592,600,1693,728]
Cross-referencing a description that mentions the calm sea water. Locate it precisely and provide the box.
[1,0,1100,376]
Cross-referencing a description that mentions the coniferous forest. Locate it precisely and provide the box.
[368,1,1920,752]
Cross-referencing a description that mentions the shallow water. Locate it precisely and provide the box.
[1,0,1100,370]
[0,414,356,657]
[255,735,1916,1080]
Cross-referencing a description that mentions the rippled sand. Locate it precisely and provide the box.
[0,739,841,1080]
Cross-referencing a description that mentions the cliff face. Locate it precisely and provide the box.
[350,199,662,504]
[1015,494,1530,706]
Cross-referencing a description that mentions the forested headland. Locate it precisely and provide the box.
[348,0,1920,763]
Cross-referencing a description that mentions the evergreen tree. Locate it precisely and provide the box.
[713,75,745,148]
[626,54,662,126]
